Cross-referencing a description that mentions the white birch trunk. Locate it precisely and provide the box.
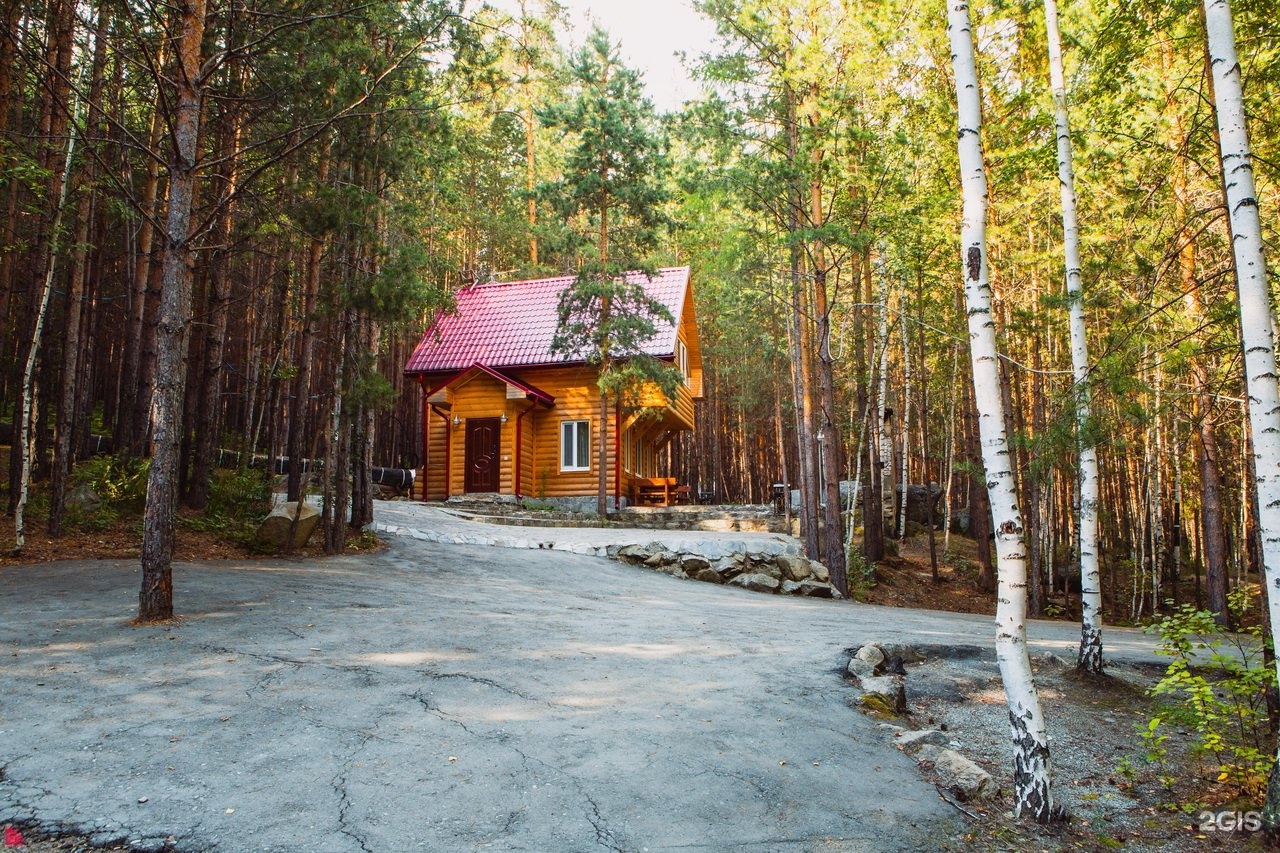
[876,273,893,533]
[948,0,1058,822]
[12,123,77,555]
[1044,0,1103,673]
[899,309,911,540]
[1200,0,1280,829]
[944,344,958,553]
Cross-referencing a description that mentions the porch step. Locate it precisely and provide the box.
[431,500,788,533]
[612,505,787,534]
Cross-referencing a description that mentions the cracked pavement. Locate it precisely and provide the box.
[0,513,1164,851]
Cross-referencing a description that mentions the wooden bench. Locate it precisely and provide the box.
[634,476,677,506]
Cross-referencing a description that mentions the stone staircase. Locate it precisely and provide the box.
[436,495,787,533]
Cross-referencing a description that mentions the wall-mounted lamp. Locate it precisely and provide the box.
[500,412,508,424]
[452,415,461,427]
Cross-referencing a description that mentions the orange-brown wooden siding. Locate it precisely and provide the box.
[425,407,448,500]
[510,366,616,499]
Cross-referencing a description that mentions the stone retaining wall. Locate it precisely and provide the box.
[612,541,840,598]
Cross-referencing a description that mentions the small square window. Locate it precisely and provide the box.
[561,420,590,472]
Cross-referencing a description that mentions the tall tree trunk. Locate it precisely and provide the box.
[899,307,911,540]
[12,104,77,554]
[9,0,75,512]
[808,149,846,591]
[287,140,331,503]
[1044,0,1103,673]
[138,0,207,622]
[1199,0,1280,829]
[783,81,819,560]
[949,0,1057,822]
[117,55,170,458]
[863,252,885,563]
[189,26,245,510]
[50,7,107,536]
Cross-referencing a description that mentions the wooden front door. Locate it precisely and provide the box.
[464,417,501,493]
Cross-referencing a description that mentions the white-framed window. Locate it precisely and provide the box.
[561,419,591,472]
[676,339,690,384]
[632,431,643,476]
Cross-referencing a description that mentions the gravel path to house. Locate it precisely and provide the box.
[1,504,1169,852]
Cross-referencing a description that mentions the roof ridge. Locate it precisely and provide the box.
[472,266,689,289]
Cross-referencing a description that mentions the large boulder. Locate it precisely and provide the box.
[754,560,784,581]
[680,553,712,572]
[893,729,949,755]
[729,573,781,593]
[915,745,997,802]
[712,556,744,579]
[854,643,886,666]
[901,483,943,526]
[66,485,103,515]
[775,553,812,582]
[691,567,725,584]
[857,675,906,714]
[616,544,654,562]
[255,501,320,551]
[794,579,838,598]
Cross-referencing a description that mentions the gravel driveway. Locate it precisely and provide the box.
[0,514,1164,852]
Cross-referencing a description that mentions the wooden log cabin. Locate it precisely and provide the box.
[403,267,704,508]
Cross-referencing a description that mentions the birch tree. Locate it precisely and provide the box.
[1042,0,1103,674]
[947,0,1058,822]
[1199,0,1280,830]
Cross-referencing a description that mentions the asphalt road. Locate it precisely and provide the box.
[0,530,1163,852]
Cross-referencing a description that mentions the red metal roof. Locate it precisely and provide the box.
[404,267,690,375]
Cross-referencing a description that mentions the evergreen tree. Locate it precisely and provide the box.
[539,25,679,515]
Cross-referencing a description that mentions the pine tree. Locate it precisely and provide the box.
[540,25,679,515]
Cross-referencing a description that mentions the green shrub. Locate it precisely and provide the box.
[1146,590,1276,798]
[207,468,271,521]
[183,468,272,543]
[844,551,877,601]
[72,456,150,506]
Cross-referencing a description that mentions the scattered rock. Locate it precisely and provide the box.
[915,744,997,802]
[254,501,319,551]
[854,643,886,666]
[893,729,949,755]
[880,643,926,665]
[1034,651,1069,668]
[729,573,781,593]
[794,579,836,598]
[806,559,830,583]
[858,674,906,712]
[847,657,877,679]
[859,691,902,718]
[66,484,103,515]
[691,566,725,584]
